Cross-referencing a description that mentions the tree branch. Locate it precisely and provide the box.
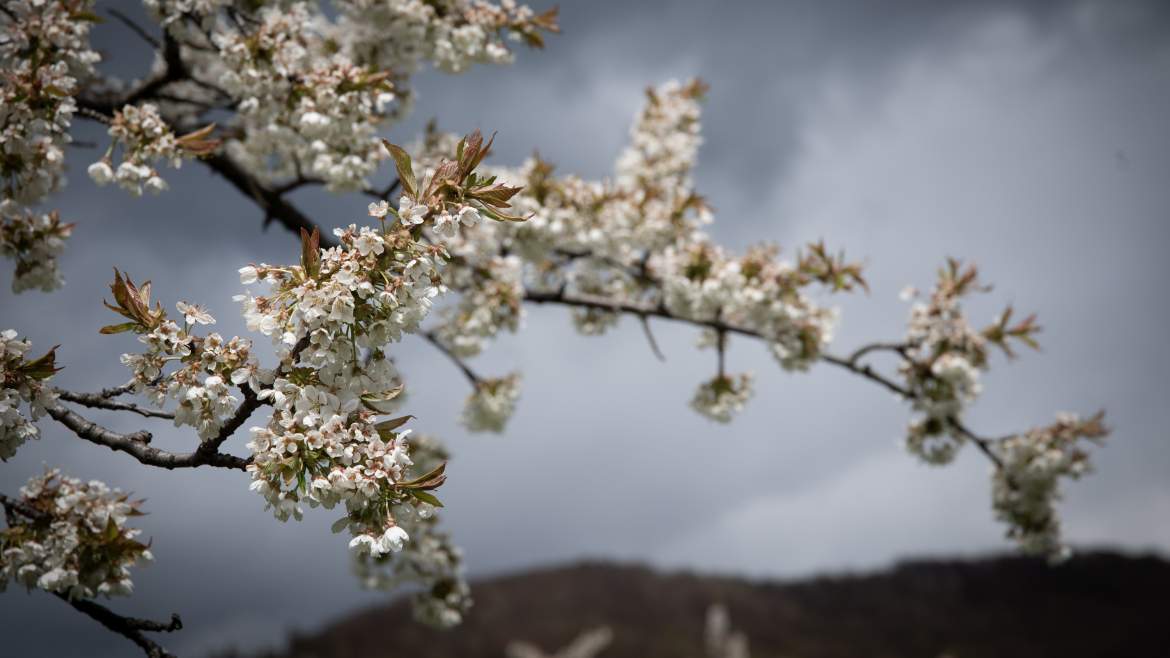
[44,401,246,470]
[107,90,1009,475]
[57,594,181,658]
[203,153,340,248]
[108,8,161,50]
[55,388,176,420]
[422,331,481,385]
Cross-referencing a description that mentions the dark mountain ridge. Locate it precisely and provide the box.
[245,550,1170,658]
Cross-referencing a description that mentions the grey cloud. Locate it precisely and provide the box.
[2,1,1169,656]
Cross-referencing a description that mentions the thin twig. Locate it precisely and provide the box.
[108,8,161,50]
[638,314,666,361]
[55,388,176,420]
[422,331,481,386]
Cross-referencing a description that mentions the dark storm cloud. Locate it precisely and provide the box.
[2,1,1169,655]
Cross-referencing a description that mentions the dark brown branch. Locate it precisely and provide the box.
[203,153,340,248]
[57,594,181,658]
[846,341,908,365]
[0,493,49,523]
[55,388,176,420]
[80,34,187,115]
[108,8,162,50]
[638,314,666,362]
[422,331,481,385]
[44,401,246,470]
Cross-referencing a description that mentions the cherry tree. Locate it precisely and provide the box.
[0,1,1109,656]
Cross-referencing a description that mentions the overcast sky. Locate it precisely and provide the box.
[3,0,1169,656]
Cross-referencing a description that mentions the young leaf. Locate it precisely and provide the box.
[300,227,321,278]
[382,140,417,199]
[411,490,444,508]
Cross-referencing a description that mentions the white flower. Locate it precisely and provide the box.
[238,266,258,284]
[144,175,168,194]
[378,525,409,554]
[456,205,481,227]
[368,200,390,218]
[397,196,428,225]
[433,212,458,237]
[87,161,114,185]
[176,301,215,325]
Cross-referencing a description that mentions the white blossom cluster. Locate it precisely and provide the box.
[899,264,993,465]
[0,470,152,599]
[461,373,521,433]
[237,215,449,558]
[0,330,58,460]
[141,0,233,27]
[333,0,558,75]
[991,413,1107,559]
[422,81,857,425]
[0,204,74,293]
[435,255,524,358]
[0,0,99,205]
[213,3,398,191]
[105,272,260,439]
[88,103,214,196]
[690,373,754,423]
[0,0,93,291]
[352,434,472,628]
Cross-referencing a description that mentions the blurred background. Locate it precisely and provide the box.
[2,0,1169,655]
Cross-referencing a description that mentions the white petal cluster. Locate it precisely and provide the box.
[0,330,57,460]
[240,222,448,558]
[0,204,74,293]
[429,81,848,406]
[119,313,258,439]
[992,413,1107,559]
[89,104,196,196]
[333,0,551,75]
[211,3,398,191]
[142,0,232,27]
[461,373,521,433]
[0,0,99,206]
[352,434,472,629]
[0,1,91,292]
[435,255,524,358]
[900,268,990,464]
[690,373,754,423]
[0,470,152,599]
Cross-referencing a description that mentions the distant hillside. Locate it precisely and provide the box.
[244,551,1170,658]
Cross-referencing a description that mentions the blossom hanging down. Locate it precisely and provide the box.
[88,104,218,196]
[0,470,152,599]
[992,412,1108,560]
[101,270,259,439]
[899,261,1040,465]
[234,131,527,584]
[0,205,74,293]
[0,331,59,460]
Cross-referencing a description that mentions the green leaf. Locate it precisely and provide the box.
[398,461,447,491]
[382,140,417,199]
[330,516,350,534]
[99,322,139,335]
[361,385,405,412]
[411,490,444,508]
[19,347,61,380]
[375,414,414,438]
